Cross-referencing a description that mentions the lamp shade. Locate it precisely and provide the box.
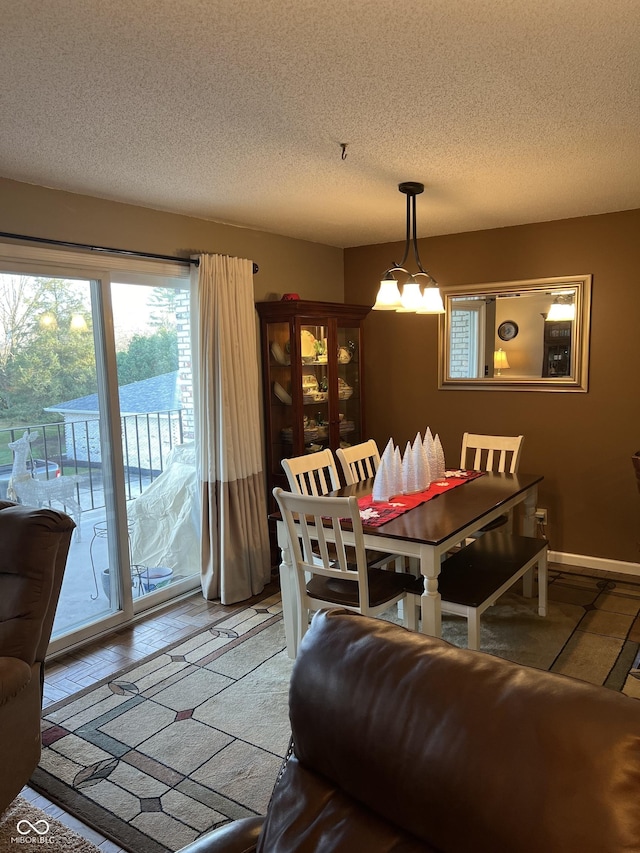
[396,282,423,312]
[494,348,510,374]
[373,278,402,310]
[416,286,445,314]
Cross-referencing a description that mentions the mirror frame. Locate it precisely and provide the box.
[438,274,592,392]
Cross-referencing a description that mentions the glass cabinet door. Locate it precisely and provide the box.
[299,320,330,454]
[265,320,293,485]
[335,323,361,450]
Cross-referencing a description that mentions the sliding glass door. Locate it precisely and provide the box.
[0,245,200,652]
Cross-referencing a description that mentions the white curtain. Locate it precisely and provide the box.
[192,254,271,604]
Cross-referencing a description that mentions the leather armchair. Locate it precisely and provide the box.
[182,607,640,852]
[0,500,75,813]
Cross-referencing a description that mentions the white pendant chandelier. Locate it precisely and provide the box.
[373,182,444,314]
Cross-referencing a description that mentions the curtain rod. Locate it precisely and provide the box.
[0,231,259,273]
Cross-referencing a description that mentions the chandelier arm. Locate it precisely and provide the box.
[395,191,412,269]
[415,270,439,287]
[385,265,412,279]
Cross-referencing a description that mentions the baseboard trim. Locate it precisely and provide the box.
[549,550,640,578]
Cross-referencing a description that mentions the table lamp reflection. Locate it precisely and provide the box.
[494,348,510,376]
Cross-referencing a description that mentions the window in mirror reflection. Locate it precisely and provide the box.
[439,276,591,392]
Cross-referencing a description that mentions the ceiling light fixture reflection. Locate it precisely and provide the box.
[70,313,88,332]
[372,182,445,314]
[546,295,575,322]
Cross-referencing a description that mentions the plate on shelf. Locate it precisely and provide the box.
[300,329,317,360]
[281,426,319,443]
[301,373,318,391]
[270,341,290,365]
[273,381,292,405]
[337,378,353,400]
[338,346,352,364]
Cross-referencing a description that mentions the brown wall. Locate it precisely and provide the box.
[345,210,640,566]
[2,177,638,565]
[0,178,344,303]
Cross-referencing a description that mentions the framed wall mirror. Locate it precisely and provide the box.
[438,274,592,392]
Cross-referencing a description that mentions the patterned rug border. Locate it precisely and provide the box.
[32,597,288,853]
[43,597,279,716]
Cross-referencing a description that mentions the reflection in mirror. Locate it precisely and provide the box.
[438,275,592,392]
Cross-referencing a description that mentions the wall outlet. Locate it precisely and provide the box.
[534,508,547,524]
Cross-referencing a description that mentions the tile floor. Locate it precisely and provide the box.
[19,564,640,852]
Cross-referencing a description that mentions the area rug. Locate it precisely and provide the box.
[31,570,640,853]
[33,592,291,853]
[0,796,101,853]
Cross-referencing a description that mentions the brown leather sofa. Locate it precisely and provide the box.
[0,500,75,814]
[182,607,640,853]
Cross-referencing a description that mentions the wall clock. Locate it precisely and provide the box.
[498,320,519,342]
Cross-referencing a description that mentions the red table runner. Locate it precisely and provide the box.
[357,470,485,528]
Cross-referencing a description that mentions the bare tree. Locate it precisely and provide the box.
[0,275,45,369]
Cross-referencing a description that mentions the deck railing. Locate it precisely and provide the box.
[0,409,185,510]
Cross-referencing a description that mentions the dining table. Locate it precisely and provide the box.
[274,470,544,658]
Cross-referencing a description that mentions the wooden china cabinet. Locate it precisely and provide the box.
[256,299,371,522]
[542,320,572,377]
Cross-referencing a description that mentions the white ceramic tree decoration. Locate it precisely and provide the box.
[434,434,446,478]
[424,427,437,479]
[401,441,415,494]
[392,445,403,498]
[372,438,395,502]
[412,432,430,491]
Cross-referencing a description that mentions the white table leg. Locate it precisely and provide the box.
[522,484,538,536]
[522,485,538,598]
[538,548,548,617]
[277,521,298,659]
[419,544,442,638]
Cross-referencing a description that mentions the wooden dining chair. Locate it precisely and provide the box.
[282,449,395,569]
[336,439,408,574]
[460,432,524,475]
[460,432,524,535]
[336,439,380,485]
[273,487,420,655]
[281,449,340,496]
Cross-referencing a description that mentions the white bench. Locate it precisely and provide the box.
[417,532,548,650]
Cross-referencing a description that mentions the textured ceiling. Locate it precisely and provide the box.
[2,0,640,248]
